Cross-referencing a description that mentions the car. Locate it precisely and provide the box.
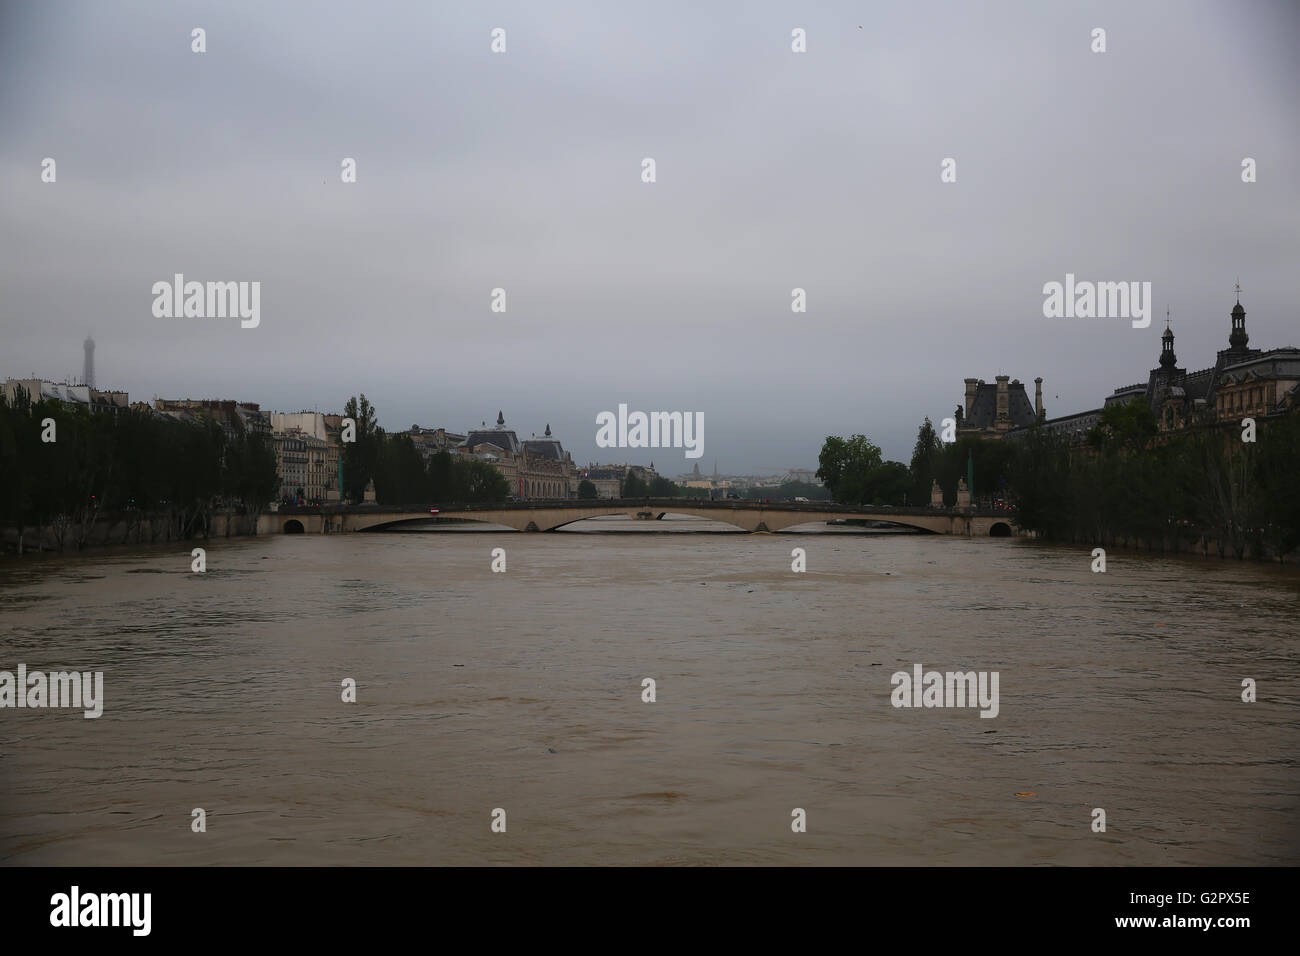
[793,496,810,503]
[429,507,440,515]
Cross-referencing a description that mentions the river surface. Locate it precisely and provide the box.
[2,516,1297,865]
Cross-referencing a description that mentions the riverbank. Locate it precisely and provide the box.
[4,511,1299,566]
[1025,530,1300,565]
[0,510,265,558]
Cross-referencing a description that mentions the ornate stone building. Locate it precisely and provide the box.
[407,425,467,461]
[1019,290,1298,442]
[954,376,1044,438]
[579,463,662,498]
[460,412,578,499]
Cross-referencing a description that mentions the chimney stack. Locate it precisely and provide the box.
[963,378,978,418]
[995,375,1010,422]
[1034,377,1044,418]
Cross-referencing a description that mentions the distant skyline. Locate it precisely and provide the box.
[3,1,1298,471]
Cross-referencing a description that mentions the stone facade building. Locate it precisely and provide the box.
[954,376,1044,439]
[156,398,270,439]
[1020,292,1298,442]
[579,463,662,498]
[460,412,578,499]
[271,411,343,500]
[407,425,467,461]
[274,432,308,501]
[272,428,332,503]
[2,378,128,413]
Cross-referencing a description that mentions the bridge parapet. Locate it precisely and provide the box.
[272,500,1019,536]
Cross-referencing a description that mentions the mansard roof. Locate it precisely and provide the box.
[1181,367,1216,401]
[523,438,567,461]
[963,381,1037,428]
[463,429,519,454]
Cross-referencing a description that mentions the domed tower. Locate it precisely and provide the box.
[1229,295,1249,354]
[1159,319,1177,371]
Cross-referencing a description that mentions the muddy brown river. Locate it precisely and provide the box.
[2,517,1297,865]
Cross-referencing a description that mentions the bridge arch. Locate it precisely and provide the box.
[547,509,642,531]
[283,519,305,533]
[548,509,763,532]
[362,515,517,532]
[988,521,1012,537]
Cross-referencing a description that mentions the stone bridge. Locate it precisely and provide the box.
[265,500,1020,536]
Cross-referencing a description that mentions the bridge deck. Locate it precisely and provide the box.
[271,500,1019,536]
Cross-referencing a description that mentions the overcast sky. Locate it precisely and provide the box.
[2,0,1297,475]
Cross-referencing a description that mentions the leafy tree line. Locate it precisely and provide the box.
[856,402,1300,558]
[619,472,689,497]
[815,434,913,506]
[1008,402,1300,559]
[743,480,832,501]
[573,473,722,499]
[906,418,1017,508]
[339,394,509,505]
[0,389,277,552]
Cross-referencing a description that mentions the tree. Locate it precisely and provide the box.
[232,431,279,517]
[909,418,942,505]
[1006,425,1074,539]
[816,436,849,495]
[341,394,382,503]
[1088,400,1157,453]
[454,456,509,502]
[863,460,911,506]
[1252,410,1300,557]
[935,435,1014,508]
[374,433,428,504]
[577,479,598,499]
[647,476,678,496]
[427,451,454,501]
[0,392,34,550]
[622,471,648,497]
[816,434,884,504]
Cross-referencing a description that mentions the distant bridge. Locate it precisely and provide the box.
[267,499,1020,536]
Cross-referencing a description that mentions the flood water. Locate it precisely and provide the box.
[2,516,1298,865]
